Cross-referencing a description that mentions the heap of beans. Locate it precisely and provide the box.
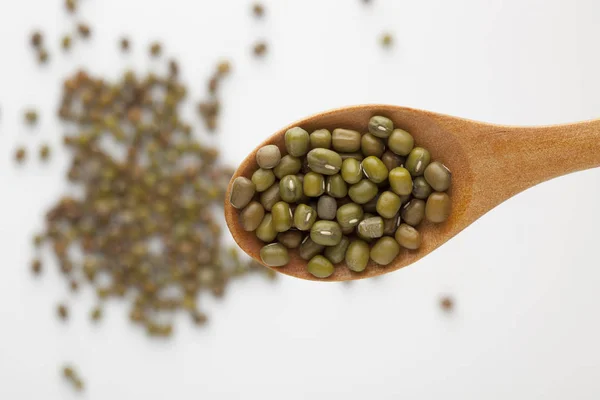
[230,116,452,278]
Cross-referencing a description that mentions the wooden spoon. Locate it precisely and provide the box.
[224,105,600,281]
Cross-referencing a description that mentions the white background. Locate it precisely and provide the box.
[1,0,600,399]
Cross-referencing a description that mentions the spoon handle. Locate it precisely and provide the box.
[434,116,600,217]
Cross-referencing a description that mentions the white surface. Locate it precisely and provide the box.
[1,0,600,399]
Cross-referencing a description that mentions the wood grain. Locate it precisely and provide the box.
[224,105,600,281]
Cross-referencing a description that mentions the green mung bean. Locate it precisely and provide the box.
[348,179,378,204]
[326,174,348,198]
[256,145,281,169]
[341,158,362,184]
[285,127,310,157]
[387,128,414,156]
[405,147,431,176]
[294,203,317,231]
[345,240,370,272]
[395,223,421,250]
[336,202,364,230]
[230,177,256,209]
[376,191,402,219]
[401,199,425,226]
[412,176,432,199]
[256,213,277,242]
[388,167,413,196]
[361,133,385,158]
[239,201,265,232]
[332,128,361,152]
[424,161,452,192]
[260,243,289,267]
[307,255,334,278]
[274,155,302,178]
[252,168,276,192]
[370,237,400,265]
[310,129,332,149]
[317,195,337,220]
[303,172,325,197]
[310,220,343,246]
[307,148,342,175]
[425,192,451,223]
[357,216,384,239]
[271,201,293,232]
[368,115,393,138]
[279,175,303,203]
[362,156,389,183]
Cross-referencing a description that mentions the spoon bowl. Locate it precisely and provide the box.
[225,105,600,281]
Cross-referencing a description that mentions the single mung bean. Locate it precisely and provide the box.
[357,216,384,239]
[252,2,265,17]
[230,177,256,209]
[251,168,276,192]
[310,220,343,246]
[324,236,350,264]
[425,192,451,223]
[256,145,281,169]
[376,191,402,219]
[348,179,378,204]
[362,156,389,183]
[260,243,289,267]
[424,161,452,192]
[307,148,342,175]
[336,202,364,230]
[294,203,317,231]
[405,147,431,176]
[401,199,425,226]
[388,167,413,195]
[253,41,268,57]
[299,236,325,260]
[412,176,433,199]
[277,230,303,248]
[31,31,42,48]
[339,152,364,162]
[345,240,370,272]
[368,115,394,138]
[381,151,405,171]
[317,195,337,220]
[387,128,414,156]
[341,158,362,184]
[279,175,303,203]
[307,255,334,278]
[361,133,385,158]
[260,184,281,211]
[239,201,265,232]
[383,214,401,236]
[332,128,361,152]
[274,155,302,178]
[285,127,310,157]
[272,201,293,232]
[326,174,348,198]
[370,236,400,265]
[395,223,421,250]
[303,172,325,197]
[310,129,331,149]
[255,213,277,242]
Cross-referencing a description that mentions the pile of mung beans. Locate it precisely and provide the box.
[230,116,452,278]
